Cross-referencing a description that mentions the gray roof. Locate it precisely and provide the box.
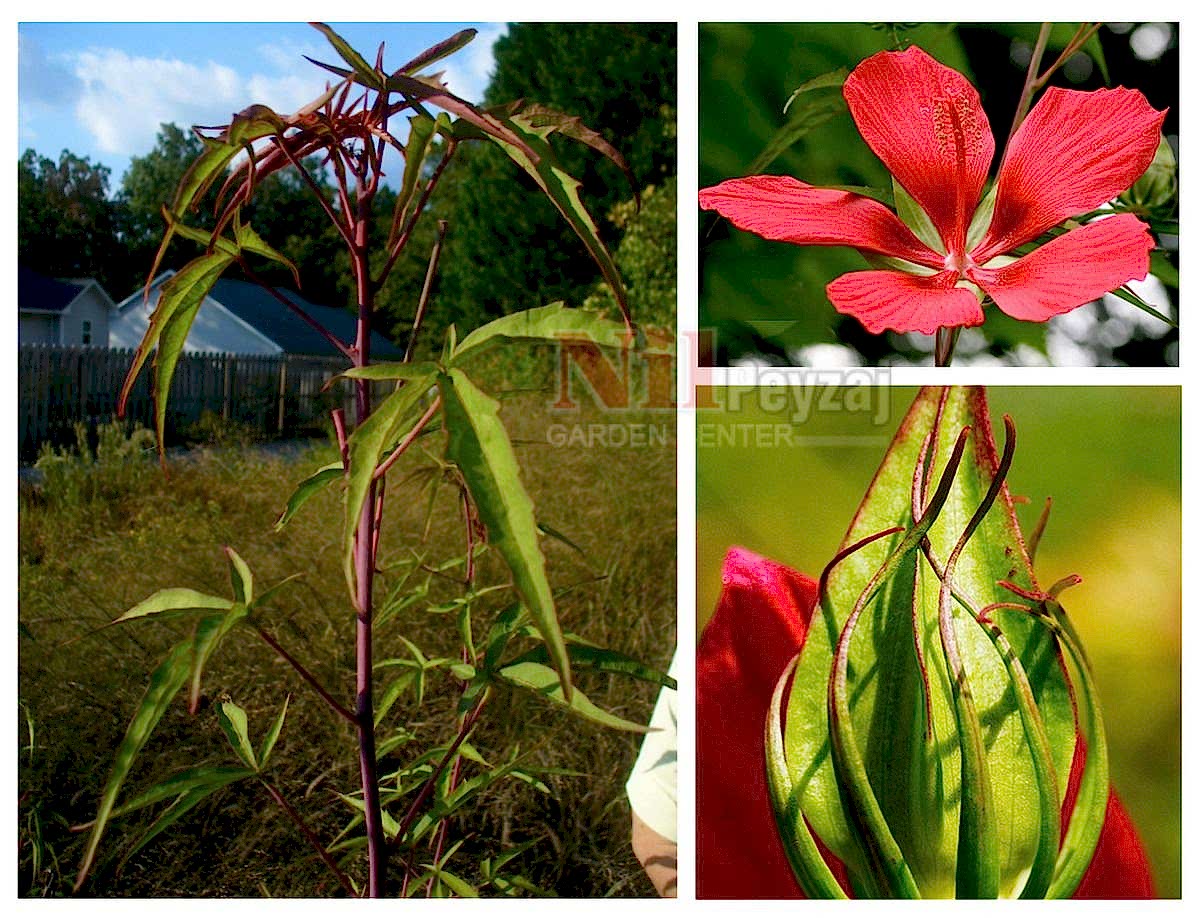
[205,278,402,358]
[19,267,85,313]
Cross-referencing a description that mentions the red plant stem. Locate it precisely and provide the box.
[332,408,350,470]
[254,625,357,725]
[391,696,488,863]
[261,779,359,897]
[349,177,389,898]
[373,396,442,482]
[404,220,449,362]
[273,132,356,250]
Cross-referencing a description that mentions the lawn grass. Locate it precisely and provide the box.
[18,373,676,898]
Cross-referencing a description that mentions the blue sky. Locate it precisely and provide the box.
[18,22,506,188]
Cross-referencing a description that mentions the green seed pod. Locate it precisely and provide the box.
[766,386,1108,899]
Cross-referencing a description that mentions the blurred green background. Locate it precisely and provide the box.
[697,385,1180,896]
[699,23,1179,367]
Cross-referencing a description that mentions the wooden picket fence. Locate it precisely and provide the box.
[18,346,355,460]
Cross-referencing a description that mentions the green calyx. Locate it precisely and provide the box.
[767,386,1108,899]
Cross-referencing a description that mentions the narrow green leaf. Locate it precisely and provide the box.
[216,701,258,770]
[470,113,630,324]
[233,217,300,287]
[79,765,255,824]
[966,182,998,252]
[258,695,290,766]
[496,661,648,733]
[507,644,677,689]
[451,303,632,366]
[434,869,480,898]
[188,603,250,714]
[397,113,439,224]
[118,252,234,444]
[274,462,343,532]
[493,100,637,198]
[111,588,231,625]
[339,360,440,382]
[310,22,383,88]
[120,784,232,865]
[1081,29,1110,84]
[343,374,438,597]
[439,369,571,695]
[224,547,254,605]
[1108,285,1176,327]
[74,641,193,891]
[395,28,477,76]
[746,68,848,176]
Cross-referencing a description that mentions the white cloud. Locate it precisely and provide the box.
[65,46,328,157]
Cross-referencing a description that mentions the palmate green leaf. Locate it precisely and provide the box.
[110,588,232,625]
[438,369,571,695]
[496,662,649,733]
[781,387,1076,898]
[745,68,848,176]
[274,461,343,532]
[117,252,235,449]
[342,373,438,597]
[75,641,193,891]
[451,303,633,366]
[459,113,630,325]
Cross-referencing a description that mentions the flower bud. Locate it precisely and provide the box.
[766,386,1107,898]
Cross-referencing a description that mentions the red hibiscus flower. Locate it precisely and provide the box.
[699,46,1166,336]
[697,546,1157,899]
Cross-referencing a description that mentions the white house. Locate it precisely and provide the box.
[18,267,114,347]
[110,271,401,358]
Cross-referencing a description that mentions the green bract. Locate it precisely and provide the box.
[768,386,1107,899]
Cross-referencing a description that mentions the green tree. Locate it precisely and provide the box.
[18,148,123,290]
[436,23,676,335]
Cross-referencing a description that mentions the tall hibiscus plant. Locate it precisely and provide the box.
[701,24,1176,366]
[697,386,1158,898]
[72,24,673,898]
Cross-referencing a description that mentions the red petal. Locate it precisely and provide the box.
[969,214,1153,322]
[699,175,942,268]
[826,269,984,335]
[1060,738,1157,898]
[974,87,1166,261]
[697,548,817,899]
[844,46,993,256]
